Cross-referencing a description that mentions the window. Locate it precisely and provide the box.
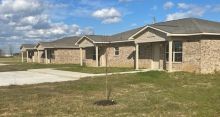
[92,48,96,60]
[50,50,55,59]
[165,41,182,62]
[114,47,119,56]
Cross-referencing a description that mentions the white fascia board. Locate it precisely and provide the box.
[168,33,220,36]
[94,40,134,44]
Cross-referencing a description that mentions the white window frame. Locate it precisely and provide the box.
[165,41,183,63]
[114,47,120,56]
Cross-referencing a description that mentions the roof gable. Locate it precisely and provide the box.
[76,36,95,47]
[134,28,166,43]
[20,44,36,51]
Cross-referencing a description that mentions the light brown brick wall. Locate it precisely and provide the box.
[83,43,135,68]
[39,51,44,63]
[200,39,220,73]
[54,48,82,64]
[33,51,38,63]
[165,38,201,73]
[107,43,135,67]
[168,39,201,73]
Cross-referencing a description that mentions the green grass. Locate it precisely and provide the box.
[57,66,133,74]
[0,71,220,116]
[0,57,133,73]
[0,63,77,72]
[0,62,133,74]
[0,56,21,63]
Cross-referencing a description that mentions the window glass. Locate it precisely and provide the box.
[51,50,55,59]
[92,48,96,60]
[174,53,182,62]
[174,41,182,52]
[114,47,119,56]
[165,41,182,62]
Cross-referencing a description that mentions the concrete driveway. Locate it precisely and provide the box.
[0,63,8,66]
[0,69,96,86]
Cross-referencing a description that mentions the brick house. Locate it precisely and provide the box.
[21,18,220,73]
[76,18,220,74]
[34,36,82,64]
[20,44,36,63]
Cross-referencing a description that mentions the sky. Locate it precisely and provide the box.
[0,0,220,53]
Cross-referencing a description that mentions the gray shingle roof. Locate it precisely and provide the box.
[85,35,110,42]
[110,26,145,41]
[150,18,220,34]
[83,26,145,43]
[20,44,36,49]
[38,36,81,48]
[51,36,80,48]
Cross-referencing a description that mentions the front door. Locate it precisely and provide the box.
[152,43,160,69]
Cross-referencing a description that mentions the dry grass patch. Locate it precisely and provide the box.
[0,71,220,116]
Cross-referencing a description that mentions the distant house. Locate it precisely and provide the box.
[21,18,220,74]
[34,36,82,64]
[20,44,36,62]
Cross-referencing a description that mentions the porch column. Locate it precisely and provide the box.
[95,46,99,67]
[38,50,40,63]
[168,40,173,72]
[26,51,29,63]
[45,49,48,64]
[21,51,24,63]
[80,48,83,66]
[135,43,139,70]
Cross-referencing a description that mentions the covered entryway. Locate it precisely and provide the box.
[133,28,168,71]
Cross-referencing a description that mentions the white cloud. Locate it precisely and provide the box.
[0,0,94,53]
[177,3,191,9]
[164,1,174,9]
[166,3,207,21]
[92,7,122,24]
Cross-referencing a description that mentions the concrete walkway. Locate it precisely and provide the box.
[0,63,8,66]
[0,68,152,87]
[0,69,95,86]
